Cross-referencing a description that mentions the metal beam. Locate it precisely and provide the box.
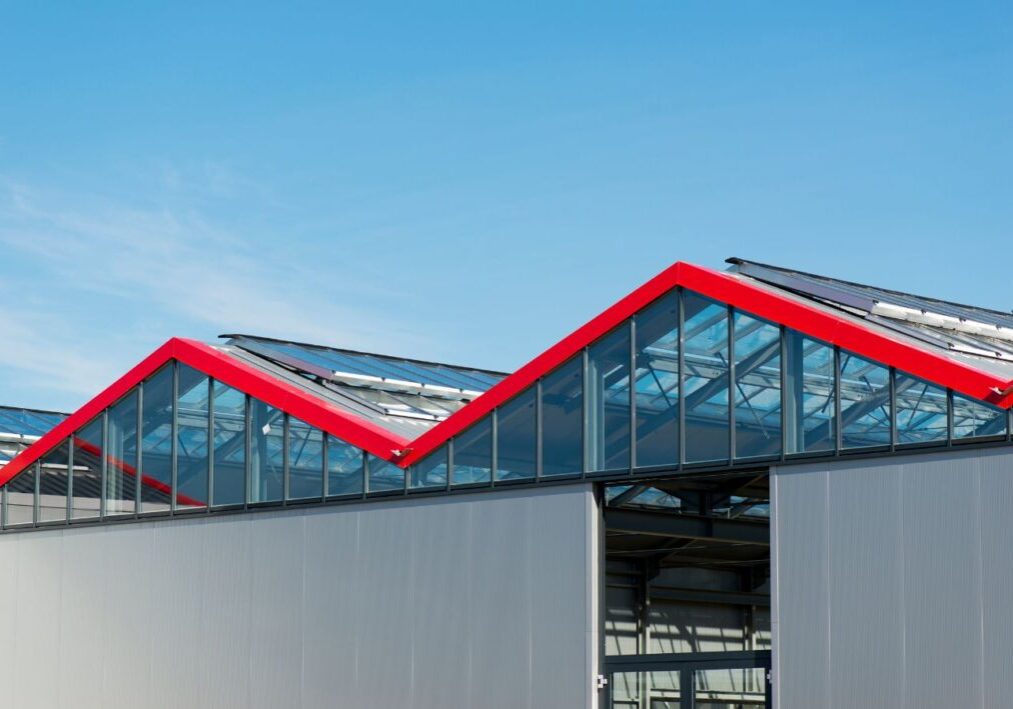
[604,508,768,546]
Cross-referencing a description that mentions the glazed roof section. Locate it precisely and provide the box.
[2,258,1012,487]
[728,258,1013,385]
[0,406,66,466]
[221,335,506,438]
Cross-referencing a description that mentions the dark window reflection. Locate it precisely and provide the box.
[634,292,679,468]
[496,388,536,480]
[683,292,730,463]
[541,356,583,476]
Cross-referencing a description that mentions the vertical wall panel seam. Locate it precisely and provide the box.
[770,466,781,709]
[824,470,832,709]
[898,464,907,709]
[976,464,985,709]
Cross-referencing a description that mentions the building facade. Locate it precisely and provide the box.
[0,258,1010,708]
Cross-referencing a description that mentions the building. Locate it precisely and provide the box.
[1,257,1011,709]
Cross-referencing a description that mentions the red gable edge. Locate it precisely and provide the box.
[0,338,409,487]
[399,261,1013,467]
[2,261,1011,486]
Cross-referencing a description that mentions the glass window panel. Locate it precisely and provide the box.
[840,352,891,449]
[609,671,682,706]
[72,416,103,520]
[288,416,324,500]
[6,464,36,527]
[694,668,768,706]
[683,292,730,463]
[410,445,448,489]
[785,331,836,454]
[367,454,404,492]
[139,364,174,513]
[895,373,948,445]
[250,399,284,503]
[105,390,138,516]
[212,382,246,507]
[39,440,70,524]
[326,437,364,496]
[634,292,680,468]
[175,365,209,510]
[496,388,536,481]
[587,325,632,471]
[451,418,492,486]
[733,313,782,459]
[541,356,583,477]
[952,393,1008,440]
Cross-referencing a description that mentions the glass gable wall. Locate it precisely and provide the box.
[1,359,374,530]
[2,290,1011,533]
[404,287,1011,487]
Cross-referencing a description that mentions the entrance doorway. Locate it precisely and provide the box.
[602,470,771,708]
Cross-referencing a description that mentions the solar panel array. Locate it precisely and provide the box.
[729,258,1013,379]
[222,335,506,434]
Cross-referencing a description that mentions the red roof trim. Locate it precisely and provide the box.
[399,261,1013,466]
[0,338,408,487]
[3,261,1011,485]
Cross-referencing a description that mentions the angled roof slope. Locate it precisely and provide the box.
[2,259,1011,486]
[399,261,1013,465]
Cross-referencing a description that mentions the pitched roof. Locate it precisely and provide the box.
[2,258,1011,485]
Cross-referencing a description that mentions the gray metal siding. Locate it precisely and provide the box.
[773,447,1013,709]
[0,485,599,708]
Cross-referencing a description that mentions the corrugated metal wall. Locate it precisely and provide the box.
[772,447,1013,709]
[0,485,600,709]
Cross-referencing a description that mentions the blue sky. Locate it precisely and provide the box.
[0,2,1010,412]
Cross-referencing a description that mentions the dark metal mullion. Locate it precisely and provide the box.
[581,349,589,477]
[66,433,74,522]
[946,390,955,448]
[678,288,686,468]
[32,462,40,526]
[244,394,252,509]
[283,413,291,504]
[779,326,788,461]
[629,317,637,472]
[321,434,329,501]
[833,348,842,453]
[361,451,369,498]
[1,485,6,529]
[490,408,498,487]
[728,306,736,464]
[889,367,897,453]
[99,410,108,519]
[446,438,453,492]
[680,668,695,709]
[136,382,144,516]
[170,360,179,515]
[207,378,215,509]
[535,379,543,482]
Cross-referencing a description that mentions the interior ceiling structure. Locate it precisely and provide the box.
[604,472,771,573]
[3,258,1012,486]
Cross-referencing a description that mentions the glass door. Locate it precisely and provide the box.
[605,651,771,709]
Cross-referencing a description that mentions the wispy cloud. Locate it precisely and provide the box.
[0,174,427,410]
